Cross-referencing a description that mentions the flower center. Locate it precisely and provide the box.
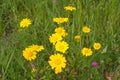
[95,45,99,48]
[55,59,61,65]
[57,29,62,34]
[28,52,34,57]
[85,49,89,54]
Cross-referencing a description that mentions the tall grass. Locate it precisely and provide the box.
[0,0,120,80]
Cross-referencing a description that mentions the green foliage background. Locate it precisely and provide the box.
[0,0,120,80]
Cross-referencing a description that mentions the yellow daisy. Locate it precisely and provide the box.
[22,48,37,61]
[64,6,76,11]
[48,53,66,74]
[20,18,31,28]
[81,47,93,56]
[53,17,68,24]
[74,35,81,42]
[22,44,44,61]
[49,33,62,44]
[31,68,36,73]
[55,27,68,37]
[82,26,91,33]
[28,44,44,52]
[93,43,101,50]
[55,41,69,53]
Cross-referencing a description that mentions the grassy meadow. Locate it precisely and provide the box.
[0,0,120,80]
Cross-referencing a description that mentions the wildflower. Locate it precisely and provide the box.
[82,26,91,33]
[81,47,93,56]
[93,43,101,50]
[31,64,35,68]
[48,54,66,74]
[31,68,36,73]
[74,35,81,42]
[92,62,98,68]
[55,27,68,37]
[22,44,44,61]
[64,6,76,11]
[53,17,68,24]
[23,48,37,61]
[49,33,62,44]
[20,18,31,28]
[29,44,44,52]
[55,41,69,53]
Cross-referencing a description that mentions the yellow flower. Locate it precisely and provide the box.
[48,54,66,74]
[93,43,101,50]
[22,44,44,61]
[55,27,68,37]
[20,18,31,28]
[74,35,81,42]
[82,26,91,33]
[64,6,76,11]
[29,44,44,52]
[53,17,68,24]
[49,33,62,44]
[23,48,37,61]
[55,41,69,53]
[81,47,93,56]
[31,68,36,73]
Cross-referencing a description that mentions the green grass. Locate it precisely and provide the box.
[0,0,120,80]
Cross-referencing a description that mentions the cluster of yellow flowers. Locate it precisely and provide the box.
[20,18,45,61]
[48,27,69,74]
[53,6,76,24]
[22,44,44,61]
[48,5,77,74]
[74,25,101,57]
[49,27,68,44]
[74,26,91,42]
[81,25,101,56]
[20,5,102,75]
[81,42,101,57]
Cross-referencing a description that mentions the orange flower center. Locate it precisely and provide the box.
[84,49,89,53]
[28,52,34,57]
[54,59,61,65]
